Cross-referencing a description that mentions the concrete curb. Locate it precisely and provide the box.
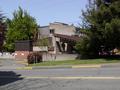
[16,65,102,70]
[16,63,120,70]
[32,65,72,69]
[72,65,101,68]
[15,61,28,66]
[16,67,32,70]
[101,63,120,68]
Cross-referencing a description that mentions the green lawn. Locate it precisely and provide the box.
[29,59,120,66]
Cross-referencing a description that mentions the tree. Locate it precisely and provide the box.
[4,7,38,52]
[36,38,49,46]
[0,11,6,52]
[76,0,120,58]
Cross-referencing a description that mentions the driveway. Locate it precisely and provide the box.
[0,59,25,70]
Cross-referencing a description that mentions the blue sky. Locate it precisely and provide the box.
[0,0,88,26]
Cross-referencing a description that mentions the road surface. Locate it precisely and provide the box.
[0,67,120,90]
[0,59,120,90]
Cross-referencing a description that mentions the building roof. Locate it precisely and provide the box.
[54,34,80,42]
[39,26,49,28]
[51,22,69,25]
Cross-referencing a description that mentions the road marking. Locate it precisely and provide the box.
[1,76,120,80]
[72,65,101,68]
[16,67,32,70]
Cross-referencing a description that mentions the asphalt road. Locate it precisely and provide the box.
[0,67,120,90]
[1,59,120,90]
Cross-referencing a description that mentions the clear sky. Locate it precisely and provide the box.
[0,0,88,26]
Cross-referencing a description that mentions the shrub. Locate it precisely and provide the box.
[27,52,42,64]
[75,36,99,59]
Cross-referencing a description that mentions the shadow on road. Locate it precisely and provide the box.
[0,71,23,86]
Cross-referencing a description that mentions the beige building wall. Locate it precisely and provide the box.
[49,22,76,36]
[38,22,77,54]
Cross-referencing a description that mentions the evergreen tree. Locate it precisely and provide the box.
[76,0,120,58]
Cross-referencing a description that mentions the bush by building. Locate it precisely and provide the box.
[27,52,42,64]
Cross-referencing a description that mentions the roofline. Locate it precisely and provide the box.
[39,26,49,28]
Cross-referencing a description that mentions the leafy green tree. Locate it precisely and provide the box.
[76,0,120,58]
[34,37,49,46]
[5,7,38,52]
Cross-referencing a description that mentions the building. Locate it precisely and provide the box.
[37,22,80,54]
[15,40,33,61]
[14,22,80,61]
[39,22,76,38]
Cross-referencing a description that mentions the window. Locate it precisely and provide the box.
[50,29,55,34]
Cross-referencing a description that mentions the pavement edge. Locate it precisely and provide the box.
[16,64,101,70]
